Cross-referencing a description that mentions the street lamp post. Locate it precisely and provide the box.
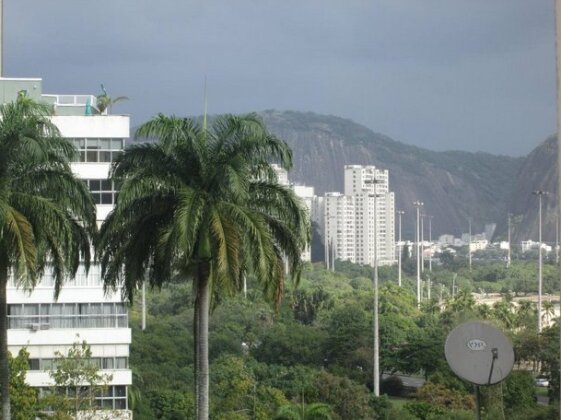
[397,210,404,287]
[413,201,424,306]
[364,177,380,396]
[555,215,559,265]
[142,281,146,331]
[507,213,512,268]
[428,215,433,272]
[533,190,547,332]
[369,192,380,397]
[553,1,561,412]
[468,219,472,271]
[421,214,425,273]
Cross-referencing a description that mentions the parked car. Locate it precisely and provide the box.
[535,377,549,387]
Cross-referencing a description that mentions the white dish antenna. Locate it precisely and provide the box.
[445,322,514,385]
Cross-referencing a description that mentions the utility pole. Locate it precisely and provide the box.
[555,215,559,265]
[331,239,335,272]
[371,192,380,397]
[452,273,457,298]
[555,1,561,413]
[507,213,512,268]
[325,231,330,270]
[428,215,433,272]
[420,214,425,273]
[533,190,547,332]
[397,210,404,287]
[413,201,424,306]
[468,219,472,271]
[141,281,146,331]
[0,0,3,77]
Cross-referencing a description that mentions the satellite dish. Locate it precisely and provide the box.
[445,322,514,385]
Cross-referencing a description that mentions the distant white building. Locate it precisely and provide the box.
[438,234,456,246]
[521,240,552,254]
[292,185,318,262]
[324,165,396,267]
[470,239,489,252]
[325,192,356,263]
[271,165,319,262]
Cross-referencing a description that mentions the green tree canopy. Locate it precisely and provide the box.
[0,98,96,419]
[98,114,309,419]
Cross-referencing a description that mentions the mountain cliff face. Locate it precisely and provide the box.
[498,136,558,244]
[259,111,523,239]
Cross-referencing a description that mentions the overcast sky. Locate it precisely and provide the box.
[5,0,557,156]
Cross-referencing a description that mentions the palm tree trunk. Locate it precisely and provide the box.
[195,263,210,420]
[0,262,10,420]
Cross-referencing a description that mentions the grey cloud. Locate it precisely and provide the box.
[5,0,557,155]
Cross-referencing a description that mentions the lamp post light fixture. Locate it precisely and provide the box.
[397,210,404,287]
[413,201,424,306]
[533,190,547,332]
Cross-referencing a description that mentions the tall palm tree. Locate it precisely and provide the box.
[0,98,96,419]
[97,114,309,420]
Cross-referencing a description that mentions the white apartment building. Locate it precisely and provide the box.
[2,78,132,418]
[325,165,396,267]
[292,185,316,262]
[324,192,356,262]
[521,240,552,254]
[469,239,489,252]
[272,164,323,263]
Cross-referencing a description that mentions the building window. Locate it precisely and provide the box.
[71,138,125,163]
[8,303,128,329]
[85,179,118,205]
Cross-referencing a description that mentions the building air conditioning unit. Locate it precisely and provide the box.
[28,323,49,332]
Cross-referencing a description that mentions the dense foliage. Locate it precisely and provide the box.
[128,258,561,419]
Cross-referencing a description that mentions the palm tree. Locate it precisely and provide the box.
[515,300,537,329]
[96,84,128,115]
[0,98,96,419]
[274,402,332,420]
[492,298,516,329]
[542,300,556,326]
[97,114,309,420]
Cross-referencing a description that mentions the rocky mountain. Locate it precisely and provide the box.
[135,110,546,241]
[259,110,523,239]
[496,136,558,244]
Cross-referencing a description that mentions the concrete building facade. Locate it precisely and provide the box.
[324,165,396,267]
[2,78,132,418]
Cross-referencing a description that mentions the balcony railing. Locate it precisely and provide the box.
[42,94,98,107]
